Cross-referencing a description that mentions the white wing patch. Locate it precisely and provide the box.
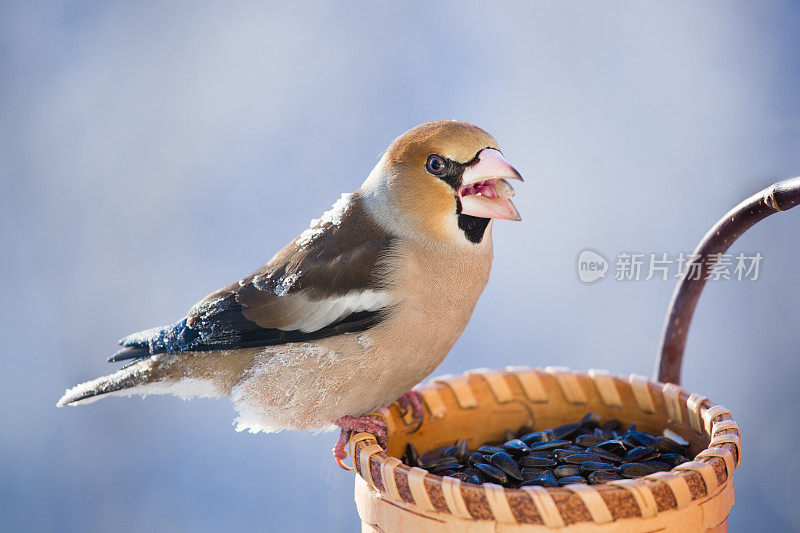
[281,290,390,333]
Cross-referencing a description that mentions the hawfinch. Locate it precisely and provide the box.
[58,120,523,466]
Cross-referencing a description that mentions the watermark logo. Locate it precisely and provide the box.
[577,249,609,283]
[577,250,763,284]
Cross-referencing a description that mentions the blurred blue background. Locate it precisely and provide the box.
[2,1,799,531]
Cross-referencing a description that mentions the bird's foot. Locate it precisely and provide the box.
[397,389,425,433]
[397,389,425,421]
[332,415,388,471]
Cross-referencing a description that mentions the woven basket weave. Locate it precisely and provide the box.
[351,367,739,532]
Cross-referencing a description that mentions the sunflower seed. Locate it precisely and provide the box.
[655,435,688,455]
[522,470,557,487]
[519,431,547,445]
[424,456,462,472]
[596,439,628,456]
[588,470,623,484]
[624,446,658,463]
[503,439,530,456]
[526,450,556,459]
[586,446,624,463]
[640,460,672,472]
[489,452,523,483]
[553,464,582,478]
[521,467,547,481]
[402,443,419,467]
[628,430,658,448]
[455,439,470,461]
[580,461,617,473]
[529,440,571,452]
[558,475,588,485]
[520,455,557,468]
[575,434,606,448]
[659,453,690,467]
[467,452,485,466]
[478,445,505,455]
[474,463,507,484]
[619,462,655,478]
[562,453,596,465]
[553,423,582,440]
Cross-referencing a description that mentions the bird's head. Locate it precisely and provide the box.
[361,120,522,245]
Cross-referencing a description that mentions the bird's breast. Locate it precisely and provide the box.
[364,235,494,391]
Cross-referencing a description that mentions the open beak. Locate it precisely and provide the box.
[458,148,523,221]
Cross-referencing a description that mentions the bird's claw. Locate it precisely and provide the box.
[397,389,425,432]
[333,428,354,470]
[332,415,388,470]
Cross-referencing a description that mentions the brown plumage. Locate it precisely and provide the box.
[58,120,523,456]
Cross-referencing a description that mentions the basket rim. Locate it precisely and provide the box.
[349,366,740,527]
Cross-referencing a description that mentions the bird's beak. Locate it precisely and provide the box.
[458,148,523,221]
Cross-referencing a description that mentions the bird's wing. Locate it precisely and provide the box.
[111,192,397,361]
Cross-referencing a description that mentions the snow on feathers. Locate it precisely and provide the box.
[296,193,352,247]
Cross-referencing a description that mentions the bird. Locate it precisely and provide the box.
[58,120,523,467]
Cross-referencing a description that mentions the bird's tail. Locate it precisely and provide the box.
[57,350,254,407]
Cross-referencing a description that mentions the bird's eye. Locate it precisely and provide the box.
[426,155,447,175]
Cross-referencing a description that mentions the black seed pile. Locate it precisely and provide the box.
[400,413,693,488]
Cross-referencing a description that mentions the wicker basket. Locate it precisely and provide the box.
[351,368,738,532]
[348,177,799,532]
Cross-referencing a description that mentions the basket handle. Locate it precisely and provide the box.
[655,177,800,385]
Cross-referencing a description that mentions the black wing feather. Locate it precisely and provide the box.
[110,308,384,362]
